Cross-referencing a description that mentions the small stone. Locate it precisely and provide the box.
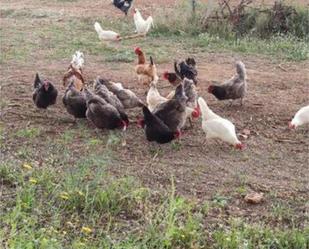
[242,129,251,135]
[244,192,264,204]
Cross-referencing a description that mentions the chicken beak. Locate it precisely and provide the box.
[122,121,128,132]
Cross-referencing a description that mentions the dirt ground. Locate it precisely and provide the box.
[1,0,308,229]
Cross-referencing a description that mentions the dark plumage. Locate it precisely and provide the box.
[100,79,143,109]
[174,58,198,85]
[32,73,58,109]
[140,105,179,144]
[153,84,187,132]
[62,81,87,118]
[208,61,247,104]
[112,0,133,15]
[94,78,129,126]
[84,89,126,130]
[163,71,182,86]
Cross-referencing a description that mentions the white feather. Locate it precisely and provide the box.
[134,9,154,35]
[290,105,309,128]
[198,97,241,147]
[71,51,84,70]
[146,82,167,112]
[94,22,120,41]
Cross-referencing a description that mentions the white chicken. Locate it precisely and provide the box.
[71,51,84,71]
[94,22,121,41]
[133,8,154,35]
[198,97,244,149]
[289,105,309,129]
[146,80,168,112]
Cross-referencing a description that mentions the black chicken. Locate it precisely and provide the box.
[84,89,127,130]
[32,73,58,109]
[174,58,198,85]
[153,84,187,132]
[112,0,133,15]
[62,81,87,119]
[139,105,180,144]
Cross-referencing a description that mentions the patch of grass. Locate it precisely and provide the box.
[171,141,182,151]
[213,219,309,249]
[15,127,41,138]
[271,201,294,223]
[212,194,230,208]
[1,150,308,248]
[193,33,309,61]
[0,162,21,187]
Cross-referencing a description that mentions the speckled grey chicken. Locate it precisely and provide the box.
[208,61,247,105]
[62,81,87,119]
[33,73,58,109]
[100,79,143,109]
[153,84,187,132]
[94,78,129,126]
[165,78,200,125]
[84,89,127,130]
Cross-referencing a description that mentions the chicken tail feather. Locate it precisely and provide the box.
[94,22,103,36]
[197,97,209,120]
[34,73,41,89]
[236,61,246,81]
[174,61,181,78]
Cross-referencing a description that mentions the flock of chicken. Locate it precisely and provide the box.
[94,1,154,42]
[32,1,309,149]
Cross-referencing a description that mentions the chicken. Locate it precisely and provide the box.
[208,61,247,105]
[185,57,197,67]
[100,79,143,109]
[139,105,180,144]
[163,71,182,86]
[146,80,168,112]
[33,73,58,109]
[153,84,187,132]
[165,78,200,125]
[84,88,127,130]
[134,47,158,85]
[94,78,129,126]
[133,8,154,35]
[183,78,200,123]
[112,0,133,15]
[183,78,198,108]
[198,97,244,149]
[174,58,198,84]
[94,22,121,41]
[63,51,85,91]
[289,105,309,129]
[62,80,87,119]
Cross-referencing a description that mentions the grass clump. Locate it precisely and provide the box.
[152,1,309,61]
[213,220,309,249]
[1,154,308,248]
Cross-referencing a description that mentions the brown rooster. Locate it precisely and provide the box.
[134,47,158,85]
[63,51,85,91]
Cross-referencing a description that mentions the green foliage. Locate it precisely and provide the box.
[234,3,309,39]
[15,127,41,138]
[213,220,309,249]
